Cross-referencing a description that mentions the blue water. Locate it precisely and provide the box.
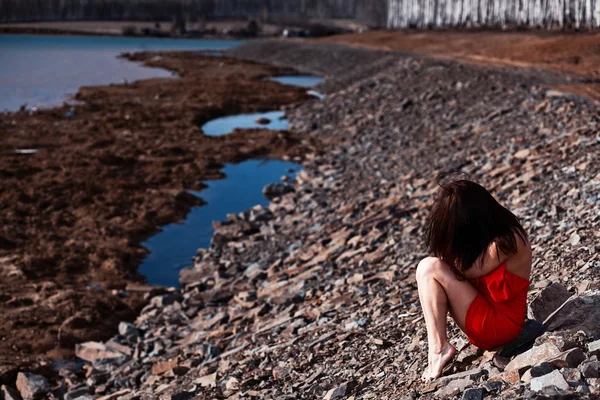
[139,160,300,287]
[267,75,324,88]
[202,110,287,136]
[0,34,241,111]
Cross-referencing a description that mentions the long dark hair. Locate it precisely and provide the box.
[424,178,527,279]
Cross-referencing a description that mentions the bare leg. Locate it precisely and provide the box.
[416,257,479,382]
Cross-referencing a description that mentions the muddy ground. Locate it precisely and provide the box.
[317,30,600,102]
[0,51,319,382]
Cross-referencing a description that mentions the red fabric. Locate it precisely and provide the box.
[465,262,530,350]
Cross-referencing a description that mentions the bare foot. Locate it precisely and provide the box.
[422,342,456,383]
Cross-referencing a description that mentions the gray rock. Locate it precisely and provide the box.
[64,387,91,400]
[499,319,545,358]
[118,321,140,339]
[433,378,472,398]
[589,339,600,356]
[481,381,503,393]
[548,347,586,369]
[262,182,294,201]
[580,360,600,378]
[530,370,569,392]
[461,387,484,400]
[546,292,600,336]
[1,385,22,400]
[528,283,571,322]
[16,373,50,400]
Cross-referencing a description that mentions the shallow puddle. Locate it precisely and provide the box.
[266,75,324,88]
[139,159,300,287]
[202,110,286,136]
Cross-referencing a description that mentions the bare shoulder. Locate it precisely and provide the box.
[505,235,532,280]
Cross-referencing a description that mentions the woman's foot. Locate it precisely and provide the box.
[421,342,456,383]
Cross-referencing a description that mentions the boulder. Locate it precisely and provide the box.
[528,283,571,322]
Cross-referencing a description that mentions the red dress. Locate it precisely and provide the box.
[465,262,530,350]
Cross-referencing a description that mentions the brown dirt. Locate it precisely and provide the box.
[316,30,600,101]
[0,52,318,381]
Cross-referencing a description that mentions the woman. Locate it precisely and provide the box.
[417,179,532,382]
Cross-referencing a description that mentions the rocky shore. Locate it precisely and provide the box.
[4,38,600,399]
[0,50,319,376]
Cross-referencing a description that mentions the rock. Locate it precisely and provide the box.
[588,339,600,356]
[528,283,571,322]
[255,117,271,125]
[530,362,554,377]
[75,341,125,362]
[323,382,349,400]
[433,378,472,398]
[548,347,586,369]
[560,367,582,382]
[505,342,561,372]
[118,322,140,339]
[489,370,521,385]
[546,292,600,335]
[579,360,600,378]
[1,385,22,400]
[196,373,216,388]
[530,370,569,392]
[152,359,179,375]
[16,373,50,400]
[461,387,484,400]
[64,387,91,400]
[226,377,240,391]
[481,381,503,393]
[439,367,482,384]
[262,183,294,200]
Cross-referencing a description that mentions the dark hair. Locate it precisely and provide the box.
[424,179,527,279]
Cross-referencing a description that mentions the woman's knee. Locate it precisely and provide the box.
[416,257,444,280]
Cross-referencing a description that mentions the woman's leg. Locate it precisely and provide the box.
[416,257,479,382]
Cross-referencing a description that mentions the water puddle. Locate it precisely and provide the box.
[266,75,324,88]
[140,74,324,287]
[15,149,39,155]
[202,110,286,136]
[139,160,300,287]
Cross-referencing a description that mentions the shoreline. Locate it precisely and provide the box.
[37,39,600,398]
[0,48,321,378]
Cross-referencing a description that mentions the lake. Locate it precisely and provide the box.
[0,34,241,111]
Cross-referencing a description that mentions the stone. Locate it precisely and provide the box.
[433,378,472,398]
[196,373,217,388]
[580,360,600,378]
[262,183,294,201]
[75,341,125,362]
[530,370,569,392]
[1,385,22,400]
[588,339,600,356]
[16,373,50,400]
[64,387,91,400]
[560,367,582,382]
[118,321,140,339]
[439,367,482,384]
[481,381,503,393]
[505,342,561,372]
[528,283,571,322]
[521,368,532,383]
[226,377,240,391]
[323,382,348,400]
[461,387,484,400]
[548,347,586,369]
[255,117,271,125]
[489,370,521,385]
[546,292,600,336]
[530,362,554,377]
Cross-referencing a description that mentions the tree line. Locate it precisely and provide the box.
[0,0,388,27]
[387,0,600,28]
